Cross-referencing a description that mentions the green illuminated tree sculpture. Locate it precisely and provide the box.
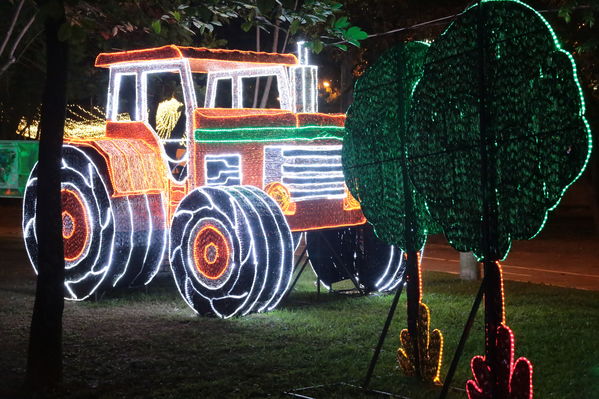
[407,1,592,397]
[343,42,443,383]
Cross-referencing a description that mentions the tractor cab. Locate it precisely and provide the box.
[94,44,318,182]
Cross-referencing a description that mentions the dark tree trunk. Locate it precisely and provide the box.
[25,0,67,391]
[339,48,356,113]
[259,19,280,109]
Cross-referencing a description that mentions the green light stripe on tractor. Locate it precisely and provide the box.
[194,125,345,143]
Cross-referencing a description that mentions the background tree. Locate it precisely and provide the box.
[0,0,365,139]
[550,0,599,230]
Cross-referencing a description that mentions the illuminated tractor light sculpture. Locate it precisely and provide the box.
[23,44,405,317]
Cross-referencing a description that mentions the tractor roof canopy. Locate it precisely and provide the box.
[95,45,299,73]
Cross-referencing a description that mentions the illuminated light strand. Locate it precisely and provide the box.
[84,137,167,196]
[264,144,348,202]
[24,41,370,317]
[397,302,445,384]
[397,251,444,384]
[204,153,242,187]
[264,182,297,216]
[16,105,120,140]
[24,145,168,301]
[193,225,230,280]
[241,186,294,312]
[143,193,168,285]
[194,109,345,129]
[205,66,293,110]
[466,323,533,399]
[105,59,197,184]
[195,125,345,143]
[95,45,299,70]
[62,211,75,239]
[404,1,578,394]
[408,0,592,260]
[343,40,435,260]
[155,97,183,140]
[111,196,135,287]
[342,185,362,212]
[228,187,272,316]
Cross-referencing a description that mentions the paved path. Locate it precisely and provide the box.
[422,217,599,291]
[423,242,599,291]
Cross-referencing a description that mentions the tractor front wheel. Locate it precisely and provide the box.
[169,186,294,318]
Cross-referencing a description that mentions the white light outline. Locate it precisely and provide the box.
[264,144,348,202]
[242,186,293,313]
[144,193,168,285]
[204,153,242,186]
[111,196,135,287]
[107,59,197,186]
[304,229,406,293]
[59,182,95,270]
[170,188,257,318]
[185,216,237,291]
[227,187,271,316]
[205,66,293,110]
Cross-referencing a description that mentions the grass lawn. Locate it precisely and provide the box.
[1,263,598,398]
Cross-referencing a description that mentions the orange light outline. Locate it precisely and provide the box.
[343,185,361,211]
[66,126,167,198]
[265,182,296,216]
[194,108,346,129]
[193,225,230,280]
[95,45,299,69]
[291,219,366,233]
[62,210,76,239]
[204,242,219,265]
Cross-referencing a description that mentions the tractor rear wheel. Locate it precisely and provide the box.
[23,145,115,300]
[23,144,167,300]
[306,224,405,293]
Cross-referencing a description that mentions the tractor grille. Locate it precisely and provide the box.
[264,145,346,201]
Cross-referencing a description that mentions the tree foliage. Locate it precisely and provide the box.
[407,0,592,260]
[343,42,437,251]
[0,0,365,139]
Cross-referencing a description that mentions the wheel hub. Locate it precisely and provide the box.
[193,225,230,280]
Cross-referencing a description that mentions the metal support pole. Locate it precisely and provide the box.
[439,277,485,399]
[362,278,405,390]
[281,248,310,303]
[317,231,364,295]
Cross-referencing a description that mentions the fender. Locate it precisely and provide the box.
[65,121,168,197]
